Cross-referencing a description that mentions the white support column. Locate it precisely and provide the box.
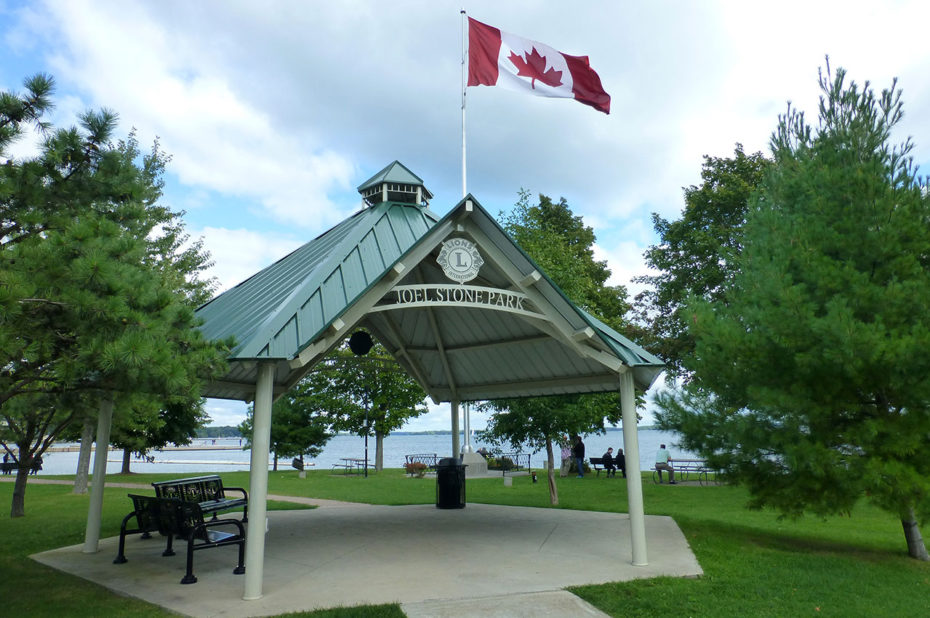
[463,402,473,453]
[243,362,276,600]
[83,396,114,553]
[450,401,460,459]
[620,371,648,566]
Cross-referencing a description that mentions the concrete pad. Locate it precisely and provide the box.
[32,503,702,617]
[402,590,610,617]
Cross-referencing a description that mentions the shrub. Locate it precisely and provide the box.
[404,462,427,477]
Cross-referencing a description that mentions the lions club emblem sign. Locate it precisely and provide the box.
[437,238,484,283]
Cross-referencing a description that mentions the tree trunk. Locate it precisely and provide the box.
[10,465,29,517]
[546,436,559,505]
[72,417,95,494]
[901,507,930,561]
[120,447,132,474]
[375,431,384,471]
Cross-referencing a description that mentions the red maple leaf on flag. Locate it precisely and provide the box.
[508,47,563,89]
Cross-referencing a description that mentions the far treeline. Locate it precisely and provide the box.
[195,427,242,439]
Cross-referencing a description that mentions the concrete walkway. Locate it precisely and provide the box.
[31,493,702,617]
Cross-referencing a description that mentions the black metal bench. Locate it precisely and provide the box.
[151,475,248,522]
[487,452,530,476]
[1,459,42,475]
[114,494,245,584]
[588,457,619,477]
[404,453,438,475]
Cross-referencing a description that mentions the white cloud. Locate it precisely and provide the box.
[194,227,306,292]
[402,401,492,434]
[36,0,358,230]
[204,399,249,427]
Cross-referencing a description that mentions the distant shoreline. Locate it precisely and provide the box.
[194,425,663,439]
[194,426,662,438]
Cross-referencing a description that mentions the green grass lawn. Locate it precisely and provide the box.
[2,470,929,617]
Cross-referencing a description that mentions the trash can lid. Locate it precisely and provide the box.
[438,457,458,466]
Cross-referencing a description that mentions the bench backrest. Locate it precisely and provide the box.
[128,494,165,533]
[406,454,438,466]
[153,475,224,503]
[129,494,209,540]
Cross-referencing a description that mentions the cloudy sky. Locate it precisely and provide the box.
[3,1,929,430]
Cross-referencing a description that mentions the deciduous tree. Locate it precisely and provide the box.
[484,192,628,504]
[318,342,427,472]
[110,396,209,474]
[635,145,769,375]
[238,380,333,471]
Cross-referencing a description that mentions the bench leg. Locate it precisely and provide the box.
[113,513,134,564]
[234,540,245,575]
[163,534,175,557]
[182,539,197,584]
[113,531,129,564]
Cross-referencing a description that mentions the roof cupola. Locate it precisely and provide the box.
[357,160,433,208]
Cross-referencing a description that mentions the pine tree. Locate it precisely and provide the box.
[1,75,229,517]
[659,63,930,559]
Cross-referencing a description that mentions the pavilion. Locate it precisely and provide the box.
[82,161,664,601]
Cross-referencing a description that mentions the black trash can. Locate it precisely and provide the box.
[436,457,467,509]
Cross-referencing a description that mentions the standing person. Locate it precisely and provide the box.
[602,447,617,477]
[655,443,676,484]
[559,436,572,478]
[2,452,10,475]
[572,435,586,479]
[615,447,627,478]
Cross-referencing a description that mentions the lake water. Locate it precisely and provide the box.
[34,429,695,476]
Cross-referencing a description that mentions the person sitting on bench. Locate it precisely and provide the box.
[601,448,617,477]
[656,443,676,484]
[614,447,627,478]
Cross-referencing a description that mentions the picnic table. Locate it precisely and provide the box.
[652,459,720,485]
[331,458,370,475]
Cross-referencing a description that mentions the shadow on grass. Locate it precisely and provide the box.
[676,513,919,566]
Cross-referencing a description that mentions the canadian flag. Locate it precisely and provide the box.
[467,17,611,115]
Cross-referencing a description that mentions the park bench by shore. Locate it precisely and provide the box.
[588,457,609,476]
[1,459,42,475]
[113,494,245,584]
[652,459,719,484]
[404,453,439,475]
[152,475,248,522]
[487,452,529,476]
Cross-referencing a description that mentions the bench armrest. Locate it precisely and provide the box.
[220,486,248,501]
[193,517,246,538]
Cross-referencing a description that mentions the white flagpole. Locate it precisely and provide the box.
[461,9,467,198]
[460,11,474,455]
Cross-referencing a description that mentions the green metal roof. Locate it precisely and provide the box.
[196,166,663,401]
[197,200,441,361]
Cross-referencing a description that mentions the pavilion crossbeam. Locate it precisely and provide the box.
[431,371,625,401]
[403,334,552,354]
